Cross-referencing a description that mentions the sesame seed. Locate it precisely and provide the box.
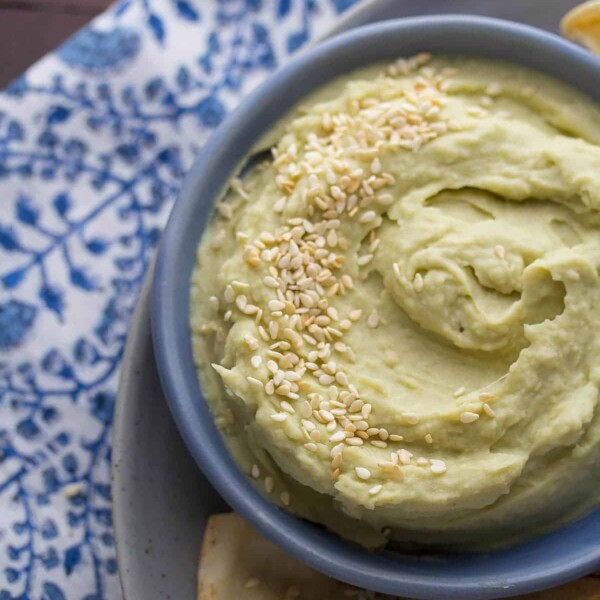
[251,464,260,478]
[430,459,447,474]
[453,387,466,397]
[355,467,371,480]
[413,273,424,291]
[425,433,433,444]
[280,400,295,414]
[369,484,383,495]
[494,244,505,259]
[300,401,312,418]
[280,491,291,506]
[265,477,274,493]
[251,356,262,368]
[271,412,288,422]
[389,434,404,442]
[246,376,263,390]
[483,403,496,418]
[359,210,377,224]
[208,296,219,310]
[371,440,388,449]
[460,411,480,424]
[268,300,286,311]
[304,442,317,452]
[403,412,419,425]
[349,309,362,321]
[264,276,279,288]
[346,437,363,446]
[330,430,347,443]
[331,443,345,457]
[244,335,259,351]
[320,410,335,422]
[367,312,379,328]
[479,392,494,401]
[398,449,412,465]
[341,274,354,289]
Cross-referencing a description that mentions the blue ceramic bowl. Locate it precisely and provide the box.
[152,15,600,600]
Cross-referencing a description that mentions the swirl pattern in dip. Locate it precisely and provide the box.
[190,55,600,549]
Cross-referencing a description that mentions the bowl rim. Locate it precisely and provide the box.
[152,14,600,600]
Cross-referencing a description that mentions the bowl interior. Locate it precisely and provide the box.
[152,15,600,600]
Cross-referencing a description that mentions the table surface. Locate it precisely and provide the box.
[0,0,111,88]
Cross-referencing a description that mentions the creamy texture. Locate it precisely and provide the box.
[190,56,600,549]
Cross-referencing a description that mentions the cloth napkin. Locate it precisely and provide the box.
[0,1,358,598]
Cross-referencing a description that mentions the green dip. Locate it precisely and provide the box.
[190,55,600,549]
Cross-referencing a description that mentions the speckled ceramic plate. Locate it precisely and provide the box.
[112,2,585,599]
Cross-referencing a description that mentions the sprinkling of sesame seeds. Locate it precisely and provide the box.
[430,459,447,474]
[460,411,480,424]
[245,577,260,589]
[369,484,383,495]
[453,386,466,397]
[355,467,371,480]
[483,403,496,418]
[413,273,424,292]
[494,244,505,259]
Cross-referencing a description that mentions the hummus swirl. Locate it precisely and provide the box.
[191,56,600,549]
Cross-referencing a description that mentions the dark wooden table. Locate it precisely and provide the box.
[0,0,112,88]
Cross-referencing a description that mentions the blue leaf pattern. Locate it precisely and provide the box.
[0,1,357,598]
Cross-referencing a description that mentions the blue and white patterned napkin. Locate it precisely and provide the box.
[0,1,357,597]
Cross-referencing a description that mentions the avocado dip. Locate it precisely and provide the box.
[190,55,600,549]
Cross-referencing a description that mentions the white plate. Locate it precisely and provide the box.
[112,2,585,599]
